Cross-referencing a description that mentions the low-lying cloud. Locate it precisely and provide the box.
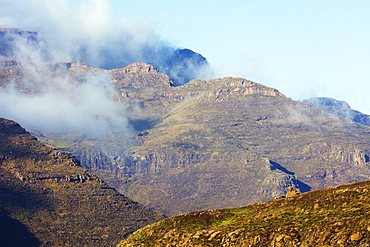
[0,41,129,140]
[0,0,214,146]
[0,0,212,85]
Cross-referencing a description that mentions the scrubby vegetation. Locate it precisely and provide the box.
[119,180,370,246]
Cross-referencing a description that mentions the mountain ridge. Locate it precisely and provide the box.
[110,75,370,216]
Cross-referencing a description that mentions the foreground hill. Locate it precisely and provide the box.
[0,118,164,246]
[119,180,370,246]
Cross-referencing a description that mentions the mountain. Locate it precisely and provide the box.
[111,74,370,216]
[1,60,370,218]
[303,97,370,126]
[0,117,164,246]
[0,28,211,85]
[118,179,370,246]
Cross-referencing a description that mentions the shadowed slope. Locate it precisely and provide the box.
[0,118,165,246]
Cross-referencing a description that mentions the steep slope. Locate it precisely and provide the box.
[0,118,164,246]
[119,179,370,246]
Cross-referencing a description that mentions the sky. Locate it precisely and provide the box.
[1,0,370,114]
[113,0,370,113]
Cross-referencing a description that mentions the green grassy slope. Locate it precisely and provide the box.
[119,179,370,246]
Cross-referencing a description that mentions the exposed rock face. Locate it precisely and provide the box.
[119,180,370,246]
[111,62,176,87]
[326,145,369,166]
[0,56,17,67]
[0,118,164,246]
[206,77,285,98]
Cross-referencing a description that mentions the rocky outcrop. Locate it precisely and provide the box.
[179,77,286,99]
[0,56,17,66]
[209,77,285,98]
[111,62,176,88]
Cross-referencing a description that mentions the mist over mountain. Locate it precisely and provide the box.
[0,24,211,141]
[303,97,370,126]
[3,2,370,245]
[2,54,370,217]
[0,25,207,132]
[0,0,213,85]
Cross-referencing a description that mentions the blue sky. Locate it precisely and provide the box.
[114,0,370,113]
[2,0,370,113]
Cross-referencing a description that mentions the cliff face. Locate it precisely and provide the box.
[0,118,164,246]
[119,179,370,246]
